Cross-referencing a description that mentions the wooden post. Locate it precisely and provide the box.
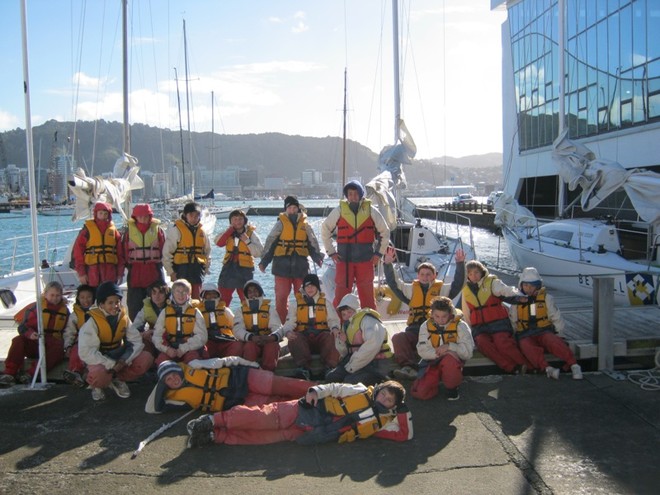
[592,277,614,370]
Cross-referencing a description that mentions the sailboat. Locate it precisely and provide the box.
[494,1,660,306]
[322,0,475,318]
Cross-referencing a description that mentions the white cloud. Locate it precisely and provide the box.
[292,21,309,34]
[72,72,110,90]
[0,109,21,131]
[267,16,284,24]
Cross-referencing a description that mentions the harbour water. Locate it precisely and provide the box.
[0,198,515,311]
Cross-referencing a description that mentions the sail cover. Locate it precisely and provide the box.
[366,119,417,229]
[68,153,144,222]
[553,130,660,225]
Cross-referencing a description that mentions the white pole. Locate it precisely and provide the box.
[558,0,566,215]
[20,0,47,387]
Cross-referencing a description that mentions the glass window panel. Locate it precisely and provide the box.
[609,74,621,128]
[632,66,645,123]
[632,0,646,68]
[620,5,632,71]
[586,0,597,25]
[531,107,539,147]
[587,84,598,132]
[578,88,588,109]
[608,13,620,76]
[567,0,578,39]
[539,104,546,144]
[578,109,588,135]
[608,0,620,15]
[598,108,609,129]
[648,2,660,60]
[546,81,553,103]
[621,101,632,125]
[649,94,660,119]
[577,0,587,33]
[597,20,608,75]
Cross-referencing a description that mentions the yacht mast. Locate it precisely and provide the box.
[342,68,347,187]
[392,0,401,143]
[122,0,130,154]
[183,19,193,198]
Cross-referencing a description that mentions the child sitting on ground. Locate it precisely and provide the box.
[62,284,96,387]
[509,267,583,380]
[413,296,474,401]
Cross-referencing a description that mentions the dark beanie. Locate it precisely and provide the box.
[157,360,184,381]
[95,281,123,303]
[284,195,300,210]
[302,273,321,292]
[182,202,201,215]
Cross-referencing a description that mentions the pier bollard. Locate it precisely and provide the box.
[592,277,614,371]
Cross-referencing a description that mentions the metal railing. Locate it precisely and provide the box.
[0,228,78,277]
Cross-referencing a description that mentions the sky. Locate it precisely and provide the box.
[0,0,507,160]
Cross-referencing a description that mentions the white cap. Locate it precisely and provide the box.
[337,293,360,311]
[519,267,543,285]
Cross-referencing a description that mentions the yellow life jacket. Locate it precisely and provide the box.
[166,365,232,412]
[322,387,396,443]
[273,212,310,257]
[294,292,329,332]
[345,308,392,358]
[83,220,119,265]
[89,307,129,352]
[173,219,209,265]
[462,275,509,325]
[141,298,167,327]
[163,304,199,345]
[241,298,272,335]
[73,303,91,331]
[126,219,162,263]
[196,300,235,340]
[222,225,256,268]
[407,281,444,325]
[41,298,70,339]
[515,288,553,333]
[426,315,461,347]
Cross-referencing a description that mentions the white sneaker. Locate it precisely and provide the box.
[571,364,583,380]
[545,366,560,380]
[393,366,417,380]
[109,379,131,399]
[91,387,106,401]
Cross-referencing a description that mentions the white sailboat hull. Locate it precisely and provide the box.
[503,225,659,307]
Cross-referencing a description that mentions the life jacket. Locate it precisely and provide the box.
[83,220,119,265]
[336,199,376,245]
[196,300,235,341]
[73,303,92,331]
[241,298,272,335]
[515,288,554,336]
[294,292,329,332]
[166,365,232,412]
[462,275,509,326]
[173,219,208,266]
[273,212,310,257]
[407,281,444,325]
[88,307,129,352]
[345,309,392,358]
[321,387,396,443]
[126,219,162,263]
[163,304,199,346]
[222,225,256,268]
[426,315,461,347]
[142,298,166,327]
[36,297,70,339]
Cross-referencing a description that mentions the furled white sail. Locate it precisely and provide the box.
[553,130,660,225]
[68,153,144,222]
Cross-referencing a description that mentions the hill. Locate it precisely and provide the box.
[0,120,502,187]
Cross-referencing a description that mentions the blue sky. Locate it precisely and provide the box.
[0,0,506,159]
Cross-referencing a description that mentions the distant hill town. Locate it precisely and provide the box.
[0,120,503,199]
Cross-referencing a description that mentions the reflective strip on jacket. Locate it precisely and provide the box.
[462,275,509,326]
[222,225,256,268]
[163,305,198,345]
[241,298,272,335]
[166,365,232,412]
[515,288,554,337]
[126,219,162,263]
[336,199,376,245]
[425,315,461,347]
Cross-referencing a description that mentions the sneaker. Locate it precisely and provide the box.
[16,371,32,385]
[293,368,311,381]
[63,370,86,388]
[91,387,106,401]
[545,366,560,380]
[109,379,131,399]
[0,374,16,387]
[393,366,418,381]
[187,414,215,436]
[446,388,460,401]
[571,364,584,380]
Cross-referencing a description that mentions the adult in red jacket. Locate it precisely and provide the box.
[122,204,166,319]
[72,202,125,289]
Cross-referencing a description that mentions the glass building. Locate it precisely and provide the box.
[494,0,660,217]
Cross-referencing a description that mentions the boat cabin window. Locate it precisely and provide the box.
[539,229,573,244]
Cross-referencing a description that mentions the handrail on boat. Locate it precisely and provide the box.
[1,228,78,277]
[413,205,477,257]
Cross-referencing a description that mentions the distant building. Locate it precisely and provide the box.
[301,169,322,186]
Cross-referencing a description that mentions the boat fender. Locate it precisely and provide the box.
[376,286,403,315]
